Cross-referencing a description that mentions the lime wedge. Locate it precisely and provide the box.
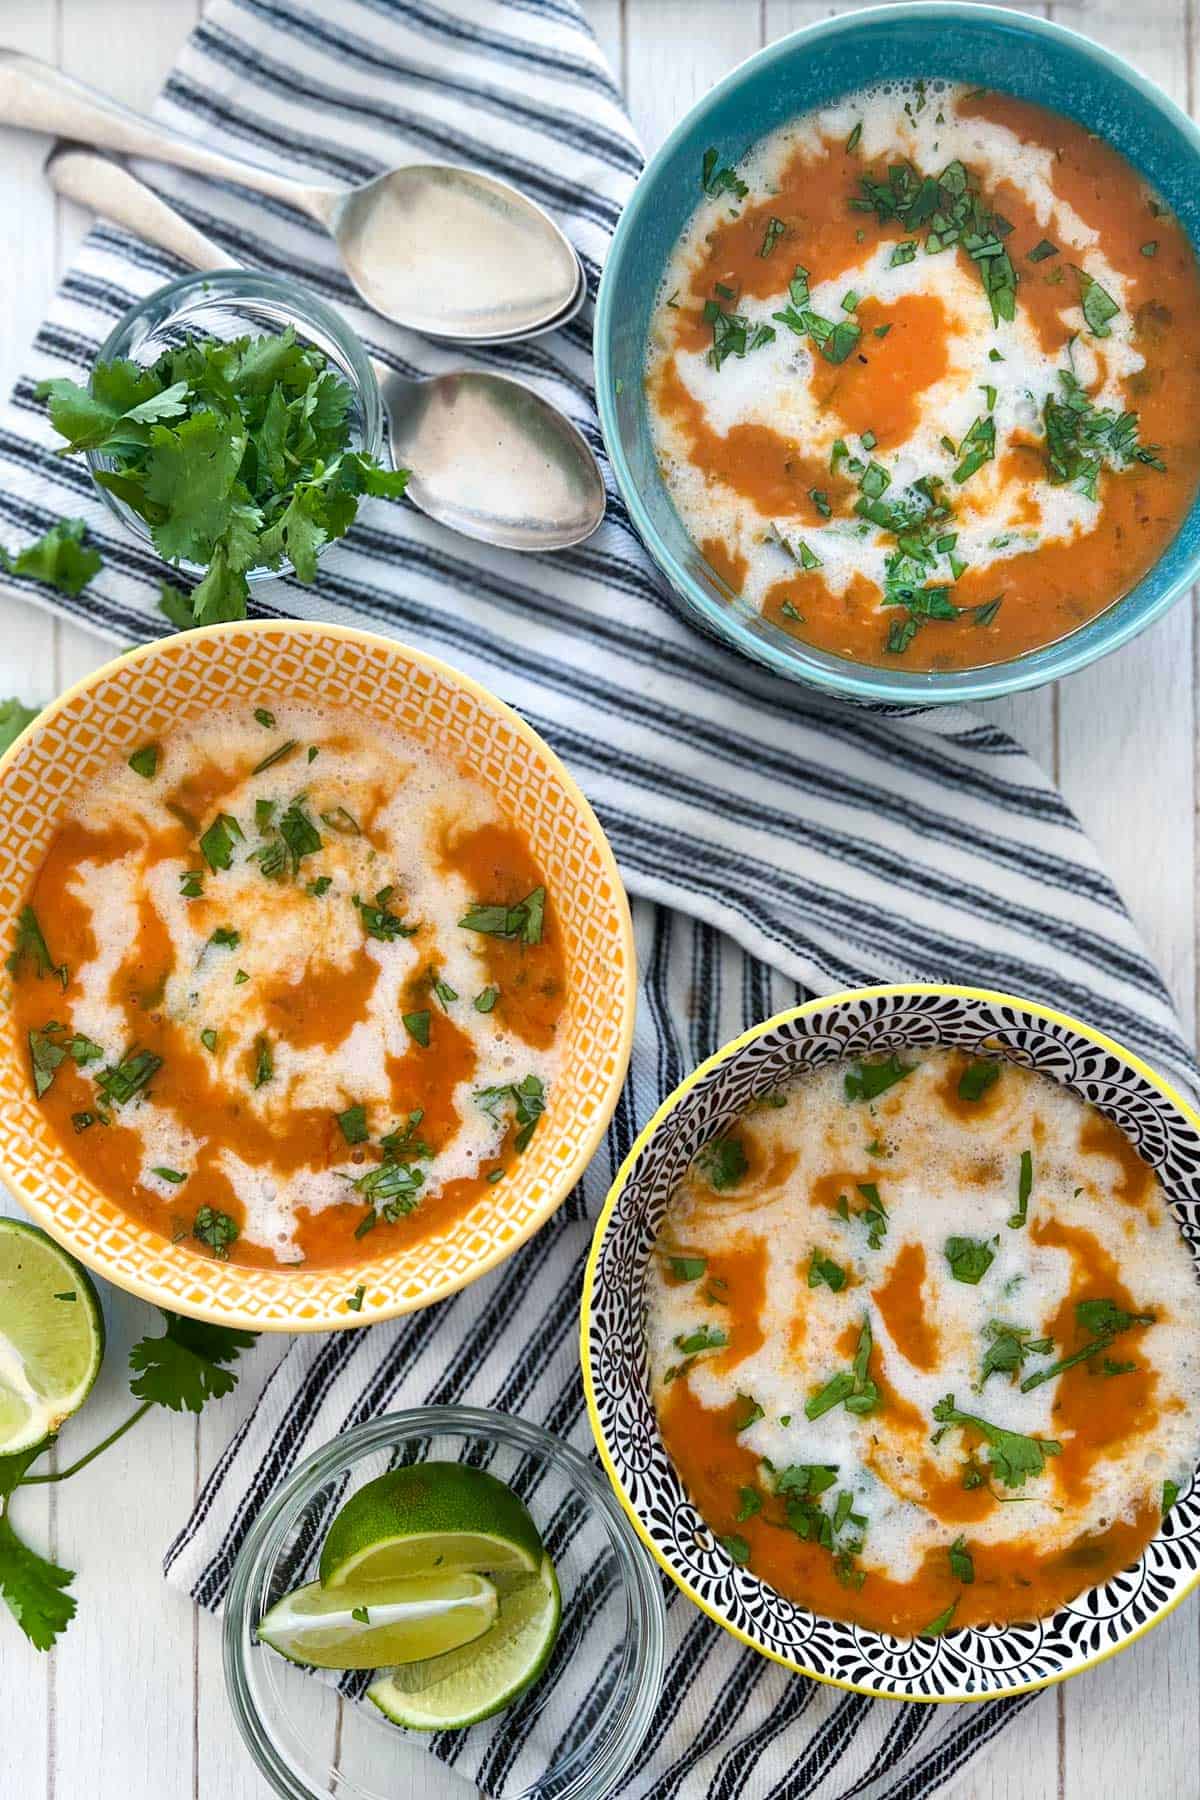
[257,1571,499,1670]
[0,1219,104,1455]
[368,1553,560,1729]
[319,1463,543,1588]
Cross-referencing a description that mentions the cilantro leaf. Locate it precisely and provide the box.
[0,1514,76,1651]
[458,887,545,945]
[957,1058,1000,1102]
[1,518,101,598]
[1073,267,1120,337]
[844,1056,912,1101]
[694,1135,748,1191]
[979,1320,1054,1387]
[945,1235,995,1285]
[127,1310,255,1413]
[0,697,38,754]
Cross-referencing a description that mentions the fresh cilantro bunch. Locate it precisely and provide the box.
[37,326,409,625]
[0,1310,255,1652]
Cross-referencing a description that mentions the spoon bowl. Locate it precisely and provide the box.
[329,163,582,341]
[381,366,605,552]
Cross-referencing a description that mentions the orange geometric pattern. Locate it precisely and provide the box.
[0,621,635,1330]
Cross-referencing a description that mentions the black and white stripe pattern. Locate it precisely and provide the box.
[0,1,1192,1793]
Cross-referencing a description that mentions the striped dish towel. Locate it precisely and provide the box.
[0,1,1194,1795]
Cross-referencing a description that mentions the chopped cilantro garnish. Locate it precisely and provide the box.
[668,1255,706,1282]
[403,1010,431,1047]
[1027,239,1058,263]
[252,1035,273,1088]
[1073,266,1120,337]
[199,812,243,873]
[979,1320,1054,1387]
[200,1028,218,1055]
[733,1392,763,1430]
[1018,1296,1155,1393]
[1141,240,1158,257]
[152,1167,187,1185]
[953,413,996,485]
[944,1235,995,1285]
[931,1393,1061,1487]
[473,985,500,1013]
[193,1205,239,1260]
[96,1048,161,1106]
[701,147,748,200]
[694,1135,748,1190]
[475,1074,546,1152]
[720,1534,751,1566]
[354,888,416,942]
[735,1487,762,1522]
[459,887,544,946]
[253,707,275,729]
[919,1600,958,1640]
[337,1104,369,1145]
[844,1056,912,1101]
[128,744,159,779]
[856,156,1016,324]
[805,1316,880,1420]
[674,1324,728,1355]
[759,216,786,258]
[251,739,298,776]
[1009,1149,1032,1229]
[7,905,67,988]
[948,1536,974,1583]
[1042,368,1165,499]
[808,1249,847,1292]
[277,801,322,874]
[702,296,776,370]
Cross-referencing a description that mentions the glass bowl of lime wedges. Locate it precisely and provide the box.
[222,1407,666,1800]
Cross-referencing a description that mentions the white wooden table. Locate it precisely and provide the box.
[0,2,1196,1795]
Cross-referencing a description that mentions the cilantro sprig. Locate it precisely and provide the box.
[1,1309,254,1653]
[931,1393,1061,1488]
[37,332,408,626]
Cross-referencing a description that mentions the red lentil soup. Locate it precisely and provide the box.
[646,82,1200,671]
[8,702,566,1271]
[646,1049,1200,1636]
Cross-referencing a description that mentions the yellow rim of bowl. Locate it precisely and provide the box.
[0,618,637,1330]
[579,980,1200,1702]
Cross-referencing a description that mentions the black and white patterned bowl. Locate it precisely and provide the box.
[580,984,1200,1702]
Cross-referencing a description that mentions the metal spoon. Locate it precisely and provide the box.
[45,146,606,553]
[2,49,581,343]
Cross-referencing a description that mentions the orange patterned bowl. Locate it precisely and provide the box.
[0,621,635,1331]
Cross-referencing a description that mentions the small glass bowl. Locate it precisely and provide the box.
[86,269,384,583]
[223,1407,666,1800]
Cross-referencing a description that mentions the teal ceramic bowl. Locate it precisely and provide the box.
[595,3,1200,705]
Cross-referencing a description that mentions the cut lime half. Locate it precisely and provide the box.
[368,1553,561,1729]
[0,1219,105,1455]
[257,1571,499,1671]
[320,1463,543,1588]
